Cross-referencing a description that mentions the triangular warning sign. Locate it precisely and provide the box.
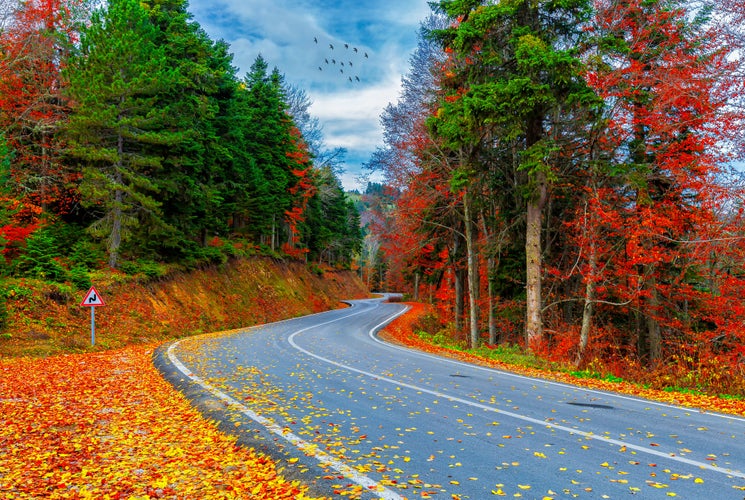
[80,286,105,307]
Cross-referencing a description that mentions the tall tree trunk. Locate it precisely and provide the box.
[110,187,122,269]
[488,255,497,344]
[525,170,546,350]
[453,234,465,331]
[454,268,465,331]
[463,187,480,348]
[645,271,662,363]
[109,133,124,269]
[577,238,597,366]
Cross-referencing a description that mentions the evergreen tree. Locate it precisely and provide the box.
[64,0,181,268]
[141,0,238,258]
[242,56,296,249]
[303,166,363,267]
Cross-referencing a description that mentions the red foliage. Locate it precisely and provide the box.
[283,127,315,255]
[0,0,82,220]
[552,0,745,364]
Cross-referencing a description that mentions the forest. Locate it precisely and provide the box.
[0,0,363,284]
[365,0,745,382]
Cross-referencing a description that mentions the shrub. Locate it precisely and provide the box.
[118,259,167,279]
[14,230,70,283]
[70,266,92,290]
[0,290,7,331]
[69,240,106,270]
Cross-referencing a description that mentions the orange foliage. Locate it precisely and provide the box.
[0,344,320,499]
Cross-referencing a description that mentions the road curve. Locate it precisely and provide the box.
[155,297,745,499]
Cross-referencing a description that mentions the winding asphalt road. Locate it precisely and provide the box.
[155,297,745,499]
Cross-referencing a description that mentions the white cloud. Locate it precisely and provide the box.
[187,0,429,187]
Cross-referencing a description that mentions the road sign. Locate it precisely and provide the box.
[80,286,105,307]
[80,286,105,346]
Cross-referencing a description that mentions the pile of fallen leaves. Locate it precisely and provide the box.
[0,344,321,499]
[378,302,745,417]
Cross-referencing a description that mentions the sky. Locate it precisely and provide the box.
[185,0,433,191]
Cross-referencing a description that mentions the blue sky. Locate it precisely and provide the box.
[186,0,432,191]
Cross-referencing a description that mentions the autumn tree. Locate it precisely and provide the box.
[570,0,745,364]
[0,0,85,219]
[428,0,595,349]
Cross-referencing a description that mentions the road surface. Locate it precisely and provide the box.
[155,297,745,499]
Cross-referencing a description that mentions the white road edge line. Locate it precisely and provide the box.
[166,300,405,500]
[286,305,745,481]
[370,323,745,423]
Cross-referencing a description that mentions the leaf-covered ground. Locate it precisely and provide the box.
[2,300,743,500]
[0,344,321,499]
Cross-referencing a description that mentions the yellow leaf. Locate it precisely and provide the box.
[518,484,531,490]
[694,478,704,484]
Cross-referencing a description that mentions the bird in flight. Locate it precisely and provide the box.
[314,38,368,84]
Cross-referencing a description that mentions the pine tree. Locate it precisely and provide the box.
[242,57,297,249]
[64,0,181,268]
[141,0,238,257]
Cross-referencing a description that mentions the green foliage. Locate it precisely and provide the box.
[570,370,625,384]
[69,266,92,290]
[0,288,8,331]
[14,230,70,283]
[64,0,181,268]
[117,259,168,279]
[4,283,33,301]
[301,166,363,266]
[69,239,106,270]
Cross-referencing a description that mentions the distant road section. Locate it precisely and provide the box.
[156,297,745,499]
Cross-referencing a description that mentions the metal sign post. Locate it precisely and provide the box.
[80,286,105,346]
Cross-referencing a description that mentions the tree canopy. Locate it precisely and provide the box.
[367,0,745,372]
[0,0,363,275]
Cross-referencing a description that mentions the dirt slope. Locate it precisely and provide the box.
[0,258,369,357]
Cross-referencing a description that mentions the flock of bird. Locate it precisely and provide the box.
[313,36,369,83]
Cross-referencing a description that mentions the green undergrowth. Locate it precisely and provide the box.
[411,313,745,402]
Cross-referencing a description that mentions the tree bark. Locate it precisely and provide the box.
[525,170,546,350]
[577,239,597,366]
[109,132,124,269]
[463,187,480,348]
[453,233,465,332]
